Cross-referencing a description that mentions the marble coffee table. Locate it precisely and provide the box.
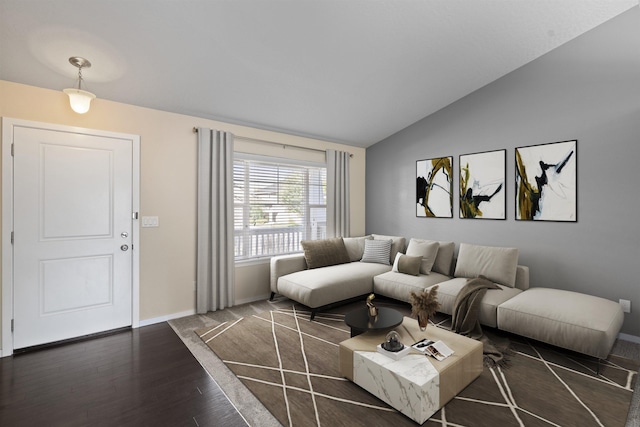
[339,317,483,424]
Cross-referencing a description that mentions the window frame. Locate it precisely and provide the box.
[233,152,327,262]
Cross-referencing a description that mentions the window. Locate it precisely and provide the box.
[233,154,326,261]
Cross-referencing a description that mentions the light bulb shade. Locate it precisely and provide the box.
[63,88,96,114]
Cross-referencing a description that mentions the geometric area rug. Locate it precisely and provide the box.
[196,302,638,427]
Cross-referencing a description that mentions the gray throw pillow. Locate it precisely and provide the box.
[433,241,456,275]
[392,253,422,276]
[360,239,392,265]
[300,238,351,269]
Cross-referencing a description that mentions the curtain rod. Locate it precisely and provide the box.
[193,127,352,158]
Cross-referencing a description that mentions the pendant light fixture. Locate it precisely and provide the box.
[63,57,96,114]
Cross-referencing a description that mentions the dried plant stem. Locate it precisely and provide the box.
[409,285,441,320]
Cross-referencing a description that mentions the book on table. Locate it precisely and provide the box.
[411,338,454,361]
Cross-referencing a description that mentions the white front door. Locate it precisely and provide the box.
[11,124,136,350]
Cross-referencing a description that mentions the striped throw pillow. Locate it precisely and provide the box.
[360,239,392,265]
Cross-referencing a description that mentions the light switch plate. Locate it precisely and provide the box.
[141,216,159,227]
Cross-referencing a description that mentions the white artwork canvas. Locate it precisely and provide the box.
[459,150,506,219]
[515,140,577,221]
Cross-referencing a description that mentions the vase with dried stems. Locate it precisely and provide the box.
[408,285,441,331]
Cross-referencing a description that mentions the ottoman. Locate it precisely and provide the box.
[497,288,624,359]
[339,317,483,423]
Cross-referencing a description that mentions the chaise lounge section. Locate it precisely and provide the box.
[270,235,405,319]
[497,287,624,359]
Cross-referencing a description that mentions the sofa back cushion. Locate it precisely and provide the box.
[408,238,455,275]
[433,241,455,275]
[405,238,440,274]
[300,238,351,269]
[372,234,406,264]
[360,239,392,265]
[342,235,373,262]
[454,243,519,287]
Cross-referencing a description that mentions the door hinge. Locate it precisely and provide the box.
[11,231,14,244]
[11,143,14,156]
[132,212,139,220]
[11,319,14,332]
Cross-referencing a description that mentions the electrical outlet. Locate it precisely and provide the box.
[619,299,631,313]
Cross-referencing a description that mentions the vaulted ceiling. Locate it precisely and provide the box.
[1,0,637,147]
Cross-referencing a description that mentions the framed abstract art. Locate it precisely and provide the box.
[416,156,453,218]
[459,149,506,219]
[515,140,577,222]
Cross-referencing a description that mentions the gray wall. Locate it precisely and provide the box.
[366,8,640,337]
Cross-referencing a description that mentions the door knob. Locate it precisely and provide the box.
[121,244,129,252]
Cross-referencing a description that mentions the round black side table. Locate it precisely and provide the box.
[344,306,404,337]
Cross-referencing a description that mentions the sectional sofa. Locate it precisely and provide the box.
[270,234,624,360]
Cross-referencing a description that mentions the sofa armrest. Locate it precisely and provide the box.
[514,265,529,291]
[270,253,307,293]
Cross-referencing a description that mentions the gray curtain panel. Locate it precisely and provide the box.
[326,149,350,238]
[196,128,235,313]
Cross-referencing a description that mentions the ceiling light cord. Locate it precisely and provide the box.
[76,66,85,91]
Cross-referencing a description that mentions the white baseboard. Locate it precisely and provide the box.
[618,332,640,344]
[137,296,273,327]
[235,294,272,306]
[138,309,196,327]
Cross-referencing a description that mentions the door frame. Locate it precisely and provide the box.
[1,117,140,357]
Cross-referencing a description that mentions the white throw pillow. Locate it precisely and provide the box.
[360,239,392,265]
[454,243,519,287]
[406,238,440,275]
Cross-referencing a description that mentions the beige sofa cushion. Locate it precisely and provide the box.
[454,243,519,287]
[301,237,351,269]
[405,238,440,274]
[436,277,523,328]
[343,235,372,262]
[409,239,455,276]
[373,270,451,303]
[497,288,624,359]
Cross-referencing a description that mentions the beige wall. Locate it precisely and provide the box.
[0,80,366,351]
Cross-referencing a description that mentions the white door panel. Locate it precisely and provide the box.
[41,143,113,239]
[13,126,133,349]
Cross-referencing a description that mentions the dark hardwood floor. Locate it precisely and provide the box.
[0,323,248,427]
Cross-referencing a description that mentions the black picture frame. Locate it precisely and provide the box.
[416,156,453,218]
[459,149,506,220]
[515,140,577,222]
